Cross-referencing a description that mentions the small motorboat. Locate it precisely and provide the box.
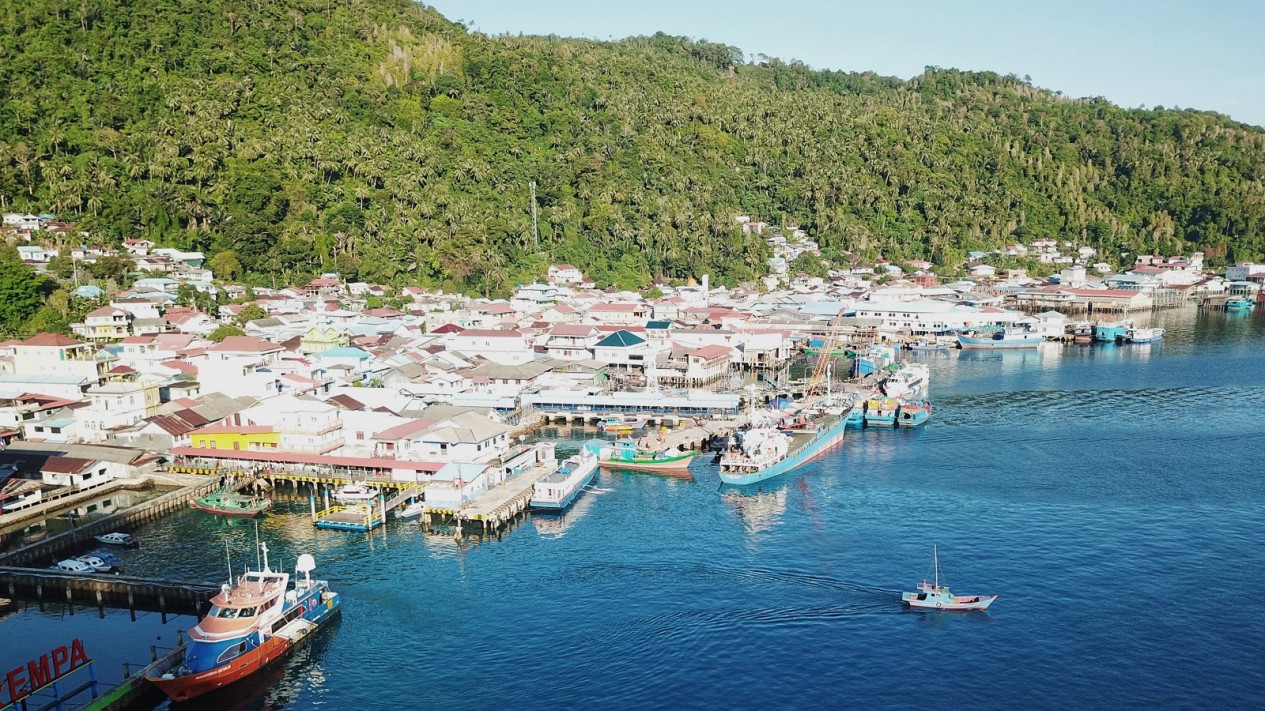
[396,501,425,519]
[54,559,96,574]
[332,483,379,503]
[94,532,140,548]
[908,340,949,352]
[75,554,113,572]
[902,545,997,611]
[88,550,123,567]
[189,489,272,517]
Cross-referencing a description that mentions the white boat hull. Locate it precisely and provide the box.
[903,594,997,611]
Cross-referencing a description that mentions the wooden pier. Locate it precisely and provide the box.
[427,462,557,535]
[0,566,218,617]
[0,480,220,568]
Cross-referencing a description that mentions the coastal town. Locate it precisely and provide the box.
[1,209,1263,532]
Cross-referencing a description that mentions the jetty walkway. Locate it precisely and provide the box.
[428,461,557,535]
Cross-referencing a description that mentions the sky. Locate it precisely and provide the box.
[427,0,1265,128]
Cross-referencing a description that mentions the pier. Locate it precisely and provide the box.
[0,566,217,617]
[427,461,557,536]
[0,480,219,568]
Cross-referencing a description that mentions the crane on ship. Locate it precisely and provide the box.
[805,309,849,401]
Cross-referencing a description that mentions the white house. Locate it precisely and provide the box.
[446,329,533,365]
[423,462,491,510]
[547,264,584,284]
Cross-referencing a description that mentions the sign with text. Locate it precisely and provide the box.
[1,639,90,707]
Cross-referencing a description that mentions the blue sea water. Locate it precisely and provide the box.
[3,308,1265,709]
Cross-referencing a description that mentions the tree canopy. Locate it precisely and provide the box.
[1,0,1263,297]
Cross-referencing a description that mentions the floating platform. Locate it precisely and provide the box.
[314,504,383,531]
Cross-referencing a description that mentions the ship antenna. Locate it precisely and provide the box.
[934,544,940,589]
[254,520,261,572]
[225,540,233,593]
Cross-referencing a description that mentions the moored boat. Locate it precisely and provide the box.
[584,439,695,472]
[191,489,273,517]
[1093,322,1129,343]
[718,414,847,486]
[1071,322,1094,344]
[956,328,1044,350]
[907,340,949,352]
[902,546,996,611]
[1125,326,1164,344]
[597,416,646,434]
[897,399,932,427]
[94,532,139,548]
[1225,297,1253,312]
[396,501,425,519]
[331,483,378,503]
[75,554,113,572]
[863,397,898,428]
[146,544,341,702]
[844,405,865,429]
[531,450,599,511]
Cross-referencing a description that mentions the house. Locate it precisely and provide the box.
[969,264,997,278]
[586,303,650,326]
[207,336,285,362]
[542,324,602,361]
[446,329,533,365]
[683,345,733,384]
[79,379,161,441]
[593,330,657,370]
[12,333,108,382]
[2,213,41,231]
[299,327,350,355]
[16,245,56,263]
[547,264,584,284]
[373,411,511,463]
[123,238,154,256]
[72,306,133,341]
[423,462,491,510]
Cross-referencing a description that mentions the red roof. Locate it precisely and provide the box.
[210,336,283,353]
[372,418,432,441]
[549,324,599,337]
[430,324,465,334]
[170,447,445,472]
[120,336,153,344]
[20,333,83,347]
[589,303,643,313]
[455,329,523,338]
[161,360,198,375]
[690,345,732,359]
[107,365,136,374]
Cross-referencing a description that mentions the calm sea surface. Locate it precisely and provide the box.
[3,307,1264,710]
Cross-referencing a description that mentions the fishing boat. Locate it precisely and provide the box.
[1125,326,1165,344]
[1071,322,1094,345]
[94,532,139,548]
[331,483,378,503]
[902,546,997,611]
[1225,297,1254,312]
[956,328,1044,350]
[907,340,949,352]
[1093,322,1129,343]
[718,313,855,486]
[881,363,930,400]
[897,399,932,427]
[844,405,865,429]
[863,397,898,428]
[597,416,647,435]
[396,501,425,520]
[531,450,599,511]
[190,489,273,517]
[146,542,341,702]
[584,439,695,472]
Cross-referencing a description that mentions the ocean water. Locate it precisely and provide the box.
[3,308,1265,710]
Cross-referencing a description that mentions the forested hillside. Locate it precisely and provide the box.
[1,0,1263,291]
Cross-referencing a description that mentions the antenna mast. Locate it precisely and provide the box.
[530,180,539,250]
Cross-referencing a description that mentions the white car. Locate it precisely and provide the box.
[54,559,96,574]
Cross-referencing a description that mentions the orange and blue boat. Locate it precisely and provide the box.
[146,542,340,702]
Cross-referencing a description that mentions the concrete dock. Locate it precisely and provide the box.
[429,462,558,535]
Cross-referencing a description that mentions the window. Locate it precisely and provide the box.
[216,641,248,664]
[210,441,217,449]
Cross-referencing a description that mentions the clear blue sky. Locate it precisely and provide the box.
[428,0,1265,128]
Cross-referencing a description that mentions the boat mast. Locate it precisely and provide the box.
[934,544,939,589]
[225,540,232,586]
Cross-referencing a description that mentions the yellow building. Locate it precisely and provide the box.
[189,423,280,452]
[299,327,350,355]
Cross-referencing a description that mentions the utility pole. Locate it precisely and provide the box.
[530,180,539,251]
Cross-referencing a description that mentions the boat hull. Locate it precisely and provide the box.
[719,417,846,486]
[532,461,598,511]
[147,591,340,702]
[597,455,695,473]
[190,499,271,517]
[957,335,1043,349]
[903,594,997,611]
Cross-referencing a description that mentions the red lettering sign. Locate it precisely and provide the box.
[1,639,89,705]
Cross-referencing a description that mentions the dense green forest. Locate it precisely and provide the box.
[1,0,1263,294]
